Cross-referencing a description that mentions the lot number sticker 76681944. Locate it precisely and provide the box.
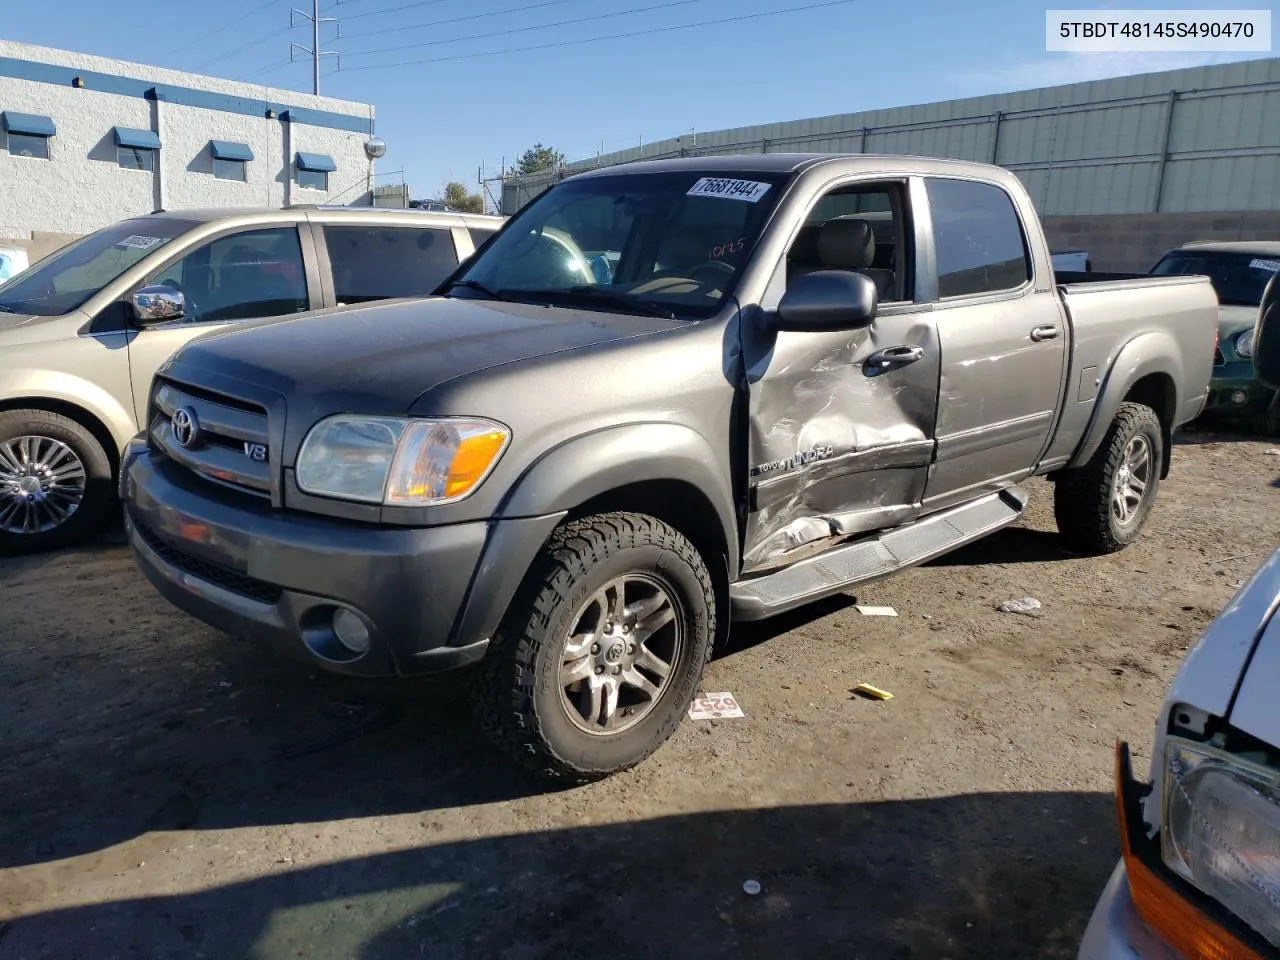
[686,177,772,203]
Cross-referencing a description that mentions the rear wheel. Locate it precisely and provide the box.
[1053,401,1163,555]
[472,512,715,783]
[0,409,114,555]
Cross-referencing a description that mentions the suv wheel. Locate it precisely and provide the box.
[0,409,114,555]
[473,512,715,783]
[1053,401,1163,555]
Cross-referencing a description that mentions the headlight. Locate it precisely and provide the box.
[1236,329,1255,359]
[296,415,509,505]
[1161,737,1280,948]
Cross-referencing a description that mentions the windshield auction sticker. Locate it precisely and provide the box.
[115,235,165,250]
[687,178,772,203]
[1249,258,1280,273]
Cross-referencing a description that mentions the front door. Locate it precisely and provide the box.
[919,176,1068,509]
[124,225,316,424]
[740,179,940,573]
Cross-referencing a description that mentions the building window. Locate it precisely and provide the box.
[118,147,157,171]
[295,152,336,191]
[112,126,161,173]
[210,140,253,182]
[7,132,50,159]
[2,112,56,159]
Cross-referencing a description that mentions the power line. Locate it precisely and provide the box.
[193,25,293,72]
[168,0,282,56]
[340,0,857,73]
[338,0,454,21]
[338,0,574,42]
[341,0,711,59]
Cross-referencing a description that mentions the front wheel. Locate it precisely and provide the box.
[472,512,716,783]
[1053,401,1163,555]
[0,409,114,555]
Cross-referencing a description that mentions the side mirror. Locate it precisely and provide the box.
[1255,272,1280,390]
[132,285,185,325]
[772,270,878,333]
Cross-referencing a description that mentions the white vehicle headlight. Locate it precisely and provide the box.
[1236,329,1255,359]
[1161,737,1280,948]
[295,415,510,505]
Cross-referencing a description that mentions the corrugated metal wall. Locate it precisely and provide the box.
[501,57,1280,216]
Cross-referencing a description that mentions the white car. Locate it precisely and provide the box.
[0,244,28,283]
[1078,545,1280,958]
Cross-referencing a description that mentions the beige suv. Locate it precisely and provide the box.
[0,204,505,554]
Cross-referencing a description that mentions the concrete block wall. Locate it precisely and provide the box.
[1042,211,1280,272]
[0,40,376,244]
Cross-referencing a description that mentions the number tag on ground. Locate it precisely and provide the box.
[688,692,745,720]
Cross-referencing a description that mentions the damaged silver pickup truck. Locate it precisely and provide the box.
[121,154,1219,781]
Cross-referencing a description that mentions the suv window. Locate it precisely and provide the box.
[925,178,1030,298]
[150,227,310,324]
[324,225,459,303]
[469,225,499,249]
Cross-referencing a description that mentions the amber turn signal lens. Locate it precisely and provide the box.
[1113,741,1266,960]
[444,429,508,499]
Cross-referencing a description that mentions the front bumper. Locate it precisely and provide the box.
[122,447,561,677]
[1203,361,1275,416]
[1078,861,1181,960]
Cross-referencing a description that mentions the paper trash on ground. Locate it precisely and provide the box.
[998,597,1042,615]
[855,605,898,617]
[688,692,746,720]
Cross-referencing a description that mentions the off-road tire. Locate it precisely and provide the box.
[1053,401,1163,556]
[0,409,114,556]
[471,512,716,784]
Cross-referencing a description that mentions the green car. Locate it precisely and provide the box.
[1151,242,1280,433]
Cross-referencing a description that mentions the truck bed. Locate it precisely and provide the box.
[1039,272,1219,467]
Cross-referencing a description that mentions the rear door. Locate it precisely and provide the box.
[740,177,941,572]
[316,222,464,307]
[920,176,1068,510]
[124,223,320,424]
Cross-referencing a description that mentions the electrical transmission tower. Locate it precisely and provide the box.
[291,0,339,96]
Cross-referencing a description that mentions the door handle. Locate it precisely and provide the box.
[865,344,925,368]
[1030,324,1059,342]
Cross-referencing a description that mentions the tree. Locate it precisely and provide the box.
[515,143,565,176]
[439,181,485,214]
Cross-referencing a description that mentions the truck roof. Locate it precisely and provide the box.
[567,152,1018,182]
[1178,240,1280,255]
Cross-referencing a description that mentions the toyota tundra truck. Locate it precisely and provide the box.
[120,154,1219,782]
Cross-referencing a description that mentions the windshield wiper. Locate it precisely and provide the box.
[443,279,510,301]
[557,286,678,320]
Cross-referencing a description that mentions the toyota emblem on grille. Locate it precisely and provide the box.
[172,407,200,448]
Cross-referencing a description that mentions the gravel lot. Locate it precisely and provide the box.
[1,429,1277,960]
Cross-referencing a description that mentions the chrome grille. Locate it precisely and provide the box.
[150,378,272,497]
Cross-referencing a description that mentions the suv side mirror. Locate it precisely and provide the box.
[132,285,185,325]
[772,270,878,333]
[1255,272,1280,390]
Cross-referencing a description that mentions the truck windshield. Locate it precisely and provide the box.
[1151,250,1280,307]
[448,170,788,320]
[0,217,196,317]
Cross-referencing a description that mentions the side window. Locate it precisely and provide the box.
[150,227,309,324]
[925,178,1030,298]
[784,183,907,302]
[323,225,459,303]
[469,225,499,249]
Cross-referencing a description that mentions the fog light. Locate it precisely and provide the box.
[332,608,371,654]
[1231,389,1249,405]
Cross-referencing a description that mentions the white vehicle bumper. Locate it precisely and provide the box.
[1078,860,1181,960]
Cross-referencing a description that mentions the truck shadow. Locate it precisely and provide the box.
[925,526,1078,568]
[0,791,1116,960]
[0,577,854,871]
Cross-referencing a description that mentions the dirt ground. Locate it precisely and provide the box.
[1,429,1277,960]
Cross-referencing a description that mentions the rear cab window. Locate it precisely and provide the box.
[323,225,460,304]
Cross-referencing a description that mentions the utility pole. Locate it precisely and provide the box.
[291,0,339,95]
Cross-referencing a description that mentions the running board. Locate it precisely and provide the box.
[730,486,1030,621]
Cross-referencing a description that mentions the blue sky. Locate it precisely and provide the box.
[3,0,1272,204]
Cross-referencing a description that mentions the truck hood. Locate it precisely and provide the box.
[1163,548,1280,737]
[171,295,679,419]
